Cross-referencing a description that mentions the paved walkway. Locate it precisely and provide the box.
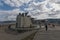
[33,27,60,40]
[0,29,37,40]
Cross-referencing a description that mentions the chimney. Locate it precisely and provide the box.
[19,13,21,15]
[21,13,24,16]
[25,12,28,16]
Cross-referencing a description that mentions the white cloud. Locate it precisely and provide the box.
[50,3,60,11]
[0,8,24,14]
[24,7,34,11]
[25,0,50,12]
[36,13,48,20]
[3,0,15,7]
[8,15,16,21]
[3,0,32,7]
[49,0,60,3]
[0,18,7,21]
[19,0,31,3]
[24,0,60,19]
[28,0,60,11]
[48,0,60,11]
[1,0,60,20]
[0,9,23,21]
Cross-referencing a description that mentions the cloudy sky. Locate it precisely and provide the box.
[0,0,60,21]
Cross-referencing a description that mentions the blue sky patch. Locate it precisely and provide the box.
[35,0,45,3]
[0,1,16,10]
[46,3,52,9]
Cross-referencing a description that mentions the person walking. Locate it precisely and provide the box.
[45,24,48,31]
[8,25,11,29]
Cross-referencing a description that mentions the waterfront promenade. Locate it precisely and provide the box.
[33,26,60,40]
[0,29,37,40]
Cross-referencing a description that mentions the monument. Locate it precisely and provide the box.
[16,12,32,28]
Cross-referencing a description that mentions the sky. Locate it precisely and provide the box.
[0,0,60,21]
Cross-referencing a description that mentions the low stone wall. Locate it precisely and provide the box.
[0,24,16,31]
